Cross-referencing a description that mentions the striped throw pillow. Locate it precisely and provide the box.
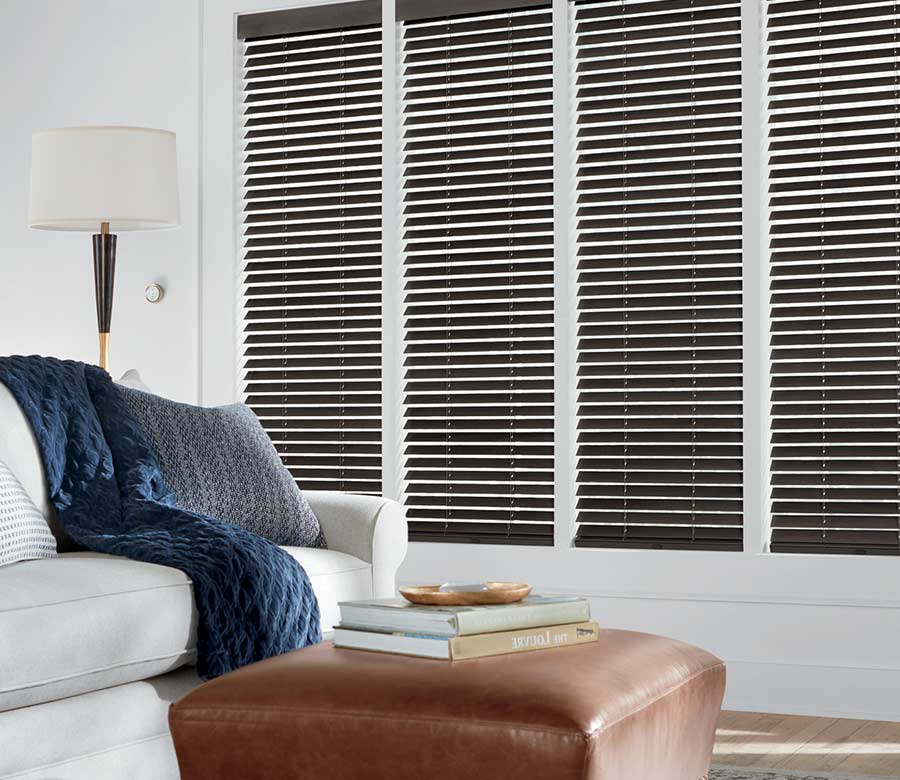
[0,459,57,567]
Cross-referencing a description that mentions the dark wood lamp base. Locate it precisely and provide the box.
[92,222,116,371]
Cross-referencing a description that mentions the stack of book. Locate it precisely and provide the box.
[334,595,598,660]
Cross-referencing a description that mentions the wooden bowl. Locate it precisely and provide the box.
[399,582,532,606]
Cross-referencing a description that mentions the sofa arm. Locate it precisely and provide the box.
[304,490,408,598]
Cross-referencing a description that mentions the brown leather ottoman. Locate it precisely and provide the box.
[170,629,725,780]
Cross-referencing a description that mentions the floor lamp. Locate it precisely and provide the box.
[28,126,180,371]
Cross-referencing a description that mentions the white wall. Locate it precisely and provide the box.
[0,0,201,401]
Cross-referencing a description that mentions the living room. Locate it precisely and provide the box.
[1,0,898,778]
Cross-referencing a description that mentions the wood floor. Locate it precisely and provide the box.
[714,711,900,777]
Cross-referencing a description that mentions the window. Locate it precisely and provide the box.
[399,1,556,544]
[571,0,744,549]
[767,0,900,554]
[238,2,383,495]
[234,0,900,556]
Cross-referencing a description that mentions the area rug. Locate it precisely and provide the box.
[710,767,882,780]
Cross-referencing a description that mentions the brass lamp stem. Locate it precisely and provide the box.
[98,333,110,371]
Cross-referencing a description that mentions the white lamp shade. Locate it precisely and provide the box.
[28,126,180,232]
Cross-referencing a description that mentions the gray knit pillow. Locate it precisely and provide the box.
[0,459,57,567]
[117,387,325,548]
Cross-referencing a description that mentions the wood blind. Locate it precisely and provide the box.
[768,0,900,554]
[239,18,383,495]
[572,0,744,549]
[237,1,380,40]
[400,3,555,545]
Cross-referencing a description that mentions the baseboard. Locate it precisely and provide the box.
[722,660,900,722]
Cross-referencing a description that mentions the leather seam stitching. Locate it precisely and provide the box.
[171,707,591,739]
[173,663,726,741]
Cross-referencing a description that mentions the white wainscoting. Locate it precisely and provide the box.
[400,543,900,721]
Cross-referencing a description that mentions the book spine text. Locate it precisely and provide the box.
[448,621,599,660]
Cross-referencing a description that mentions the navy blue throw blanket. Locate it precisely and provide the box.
[0,356,321,679]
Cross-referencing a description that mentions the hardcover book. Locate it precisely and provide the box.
[333,621,601,660]
[338,595,591,637]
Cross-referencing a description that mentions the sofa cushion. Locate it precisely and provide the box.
[0,552,197,712]
[0,458,56,566]
[118,368,152,392]
[283,547,373,634]
[0,667,199,780]
[0,545,371,712]
[117,386,325,549]
[0,382,78,551]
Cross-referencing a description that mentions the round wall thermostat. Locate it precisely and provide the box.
[145,284,164,304]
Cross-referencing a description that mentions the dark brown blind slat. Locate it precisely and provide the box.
[401,3,554,546]
[573,0,743,551]
[239,22,383,496]
[238,1,381,40]
[399,0,551,21]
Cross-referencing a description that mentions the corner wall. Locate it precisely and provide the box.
[0,0,201,401]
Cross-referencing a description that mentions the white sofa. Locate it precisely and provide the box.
[0,384,408,779]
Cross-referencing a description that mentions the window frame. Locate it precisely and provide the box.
[205,0,900,560]
[398,3,558,546]
[237,12,386,496]
[569,0,746,551]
